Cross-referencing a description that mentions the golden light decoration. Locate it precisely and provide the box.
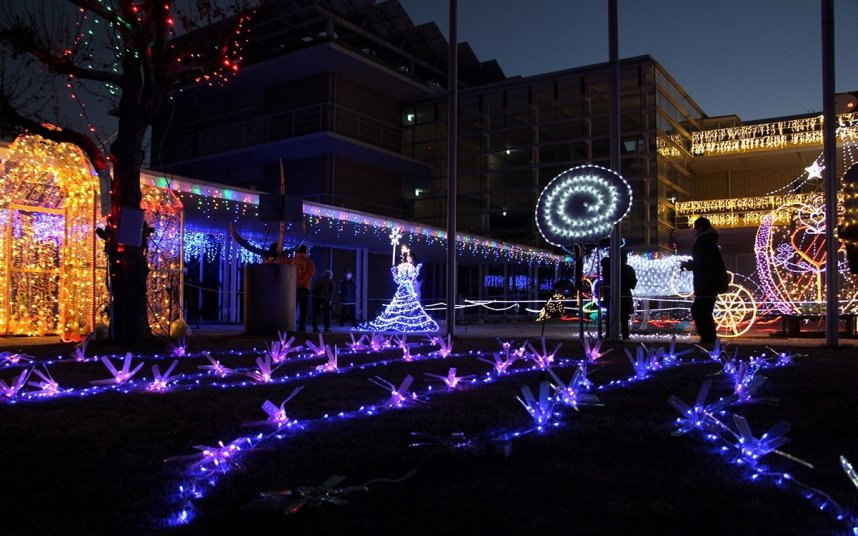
[714,273,757,338]
[0,134,183,341]
[755,194,858,315]
[0,134,99,340]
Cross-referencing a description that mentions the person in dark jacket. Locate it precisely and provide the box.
[681,217,729,344]
[600,249,638,339]
[311,269,335,333]
[338,271,357,327]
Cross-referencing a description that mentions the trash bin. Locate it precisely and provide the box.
[243,263,295,334]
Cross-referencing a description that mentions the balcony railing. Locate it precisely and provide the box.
[160,103,403,162]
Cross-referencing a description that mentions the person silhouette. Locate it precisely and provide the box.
[600,249,637,339]
[681,217,729,345]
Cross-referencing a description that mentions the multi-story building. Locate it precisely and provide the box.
[150,0,856,328]
[151,1,708,311]
[401,55,704,250]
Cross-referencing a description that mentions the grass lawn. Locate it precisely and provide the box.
[1,333,857,535]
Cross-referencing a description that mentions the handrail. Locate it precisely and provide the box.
[160,102,403,162]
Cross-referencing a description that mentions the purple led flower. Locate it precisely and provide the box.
[516,380,556,432]
[582,336,612,363]
[732,414,791,467]
[424,368,474,390]
[525,337,561,370]
[667,379,737,436]
[305,334,328,356]
[251,386,303,429]
[169,337,187,358]
[0,369,31,399]
[27,366,60,397]
[547,366,599,410]
[346,333,367,352]
[370,374,418,408]
[244,355,280,383]
[315,345,339,372]
[198,353,233,377]
[432,334,453,358]
[147,360,180,392]
[90,353,144,385]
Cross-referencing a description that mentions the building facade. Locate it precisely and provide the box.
[149,0,857,331]
[401,55,704,251]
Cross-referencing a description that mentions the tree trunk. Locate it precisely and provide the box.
[107,103,152,344]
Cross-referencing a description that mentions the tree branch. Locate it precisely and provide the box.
[0,93,108,172]
[65,0,132,33]
[0,26,123,86]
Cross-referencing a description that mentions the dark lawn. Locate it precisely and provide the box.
[1,334,857,535]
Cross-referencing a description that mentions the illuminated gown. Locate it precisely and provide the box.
[358,261,439,333]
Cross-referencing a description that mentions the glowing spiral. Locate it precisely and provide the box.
[535,165,632,245]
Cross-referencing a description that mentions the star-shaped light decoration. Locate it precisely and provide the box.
[188,438,251,473]
[624,346,650,379]
[249,475,368,516]
[169,337,187,358]
[0,352,34,367]
[72,333,95,362]
[805,160,825,180]
[368,332,388,352]
[661,334,693,366]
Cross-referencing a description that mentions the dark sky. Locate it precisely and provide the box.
[401,0,858,121]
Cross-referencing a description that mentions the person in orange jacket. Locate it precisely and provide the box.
[287,245,315,332]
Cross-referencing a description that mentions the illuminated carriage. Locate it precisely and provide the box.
[0,134,183,341]
[584,252,758,338]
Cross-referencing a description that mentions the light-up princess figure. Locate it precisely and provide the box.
[358,244,439,333]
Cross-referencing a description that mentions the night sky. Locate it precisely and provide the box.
[401,0,858,121]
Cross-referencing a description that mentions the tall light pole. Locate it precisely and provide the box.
[608,0,622,341]
[822,0,838,347]
[445,0,458,338]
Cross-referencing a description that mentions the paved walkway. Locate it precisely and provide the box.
[1,320,855,351]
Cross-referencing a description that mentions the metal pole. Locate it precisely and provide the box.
[608,0,622,341]
[822,0,838,347]
[445,0,458,338]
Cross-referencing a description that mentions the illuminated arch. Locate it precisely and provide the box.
[0,134,101,340]
[0,134,183,340]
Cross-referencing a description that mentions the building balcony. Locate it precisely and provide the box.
[159,102,404,164]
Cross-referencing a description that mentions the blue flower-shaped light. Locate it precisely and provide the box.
[535,164,632,245]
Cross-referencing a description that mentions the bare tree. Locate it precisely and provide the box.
[0,0,263,343]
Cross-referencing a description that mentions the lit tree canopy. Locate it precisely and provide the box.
[0,0,263,343]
